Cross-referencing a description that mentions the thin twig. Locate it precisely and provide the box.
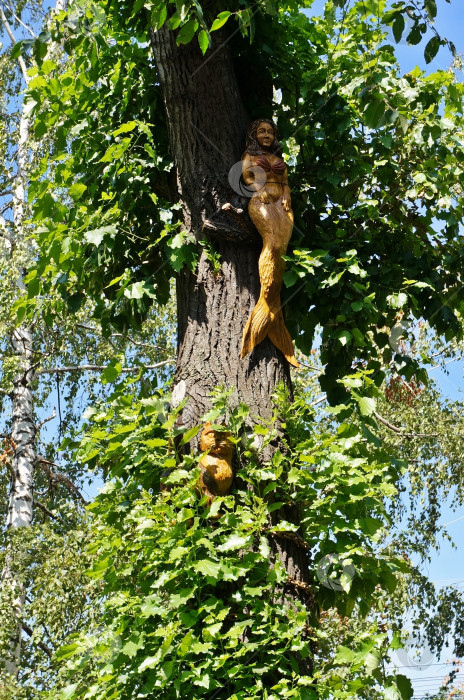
[35,457,88,504]
[1,2,38,37]
[21,623,53,658]
[36,407,56,430]
[76,323,172,354]
[298,361,324,373]
[374,411,438,439]
[34,500,58,520]
[310,394,327,407]
[0,7,29,83]
[37,360,174,375]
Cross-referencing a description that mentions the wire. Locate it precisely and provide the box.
[441,513,464,527]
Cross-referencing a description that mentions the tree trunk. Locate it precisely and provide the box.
[1,0,67,676]
[150,21,313,676]
[149,25,292,429]
[1,89,35,677]
[1,329,36,675]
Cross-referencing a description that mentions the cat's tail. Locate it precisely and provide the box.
[241,298,299,367]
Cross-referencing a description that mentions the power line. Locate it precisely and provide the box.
[441,512,464,527]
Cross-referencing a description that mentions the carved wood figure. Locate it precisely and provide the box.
[198,422,234,506]
[240,119,299,367]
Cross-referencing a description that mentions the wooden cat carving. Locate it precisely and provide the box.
[199,422,234,505]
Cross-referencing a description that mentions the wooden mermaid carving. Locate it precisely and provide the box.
[240,119,298,368]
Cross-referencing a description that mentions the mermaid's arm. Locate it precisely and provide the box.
[242,154,255,185]
[281,165,291,211]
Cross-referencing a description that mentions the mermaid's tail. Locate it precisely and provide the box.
[241,297,299,368]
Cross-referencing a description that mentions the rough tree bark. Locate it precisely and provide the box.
[149,25,293,427]
[150,22,313,674]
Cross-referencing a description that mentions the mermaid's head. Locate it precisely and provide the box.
[244,118,282,158]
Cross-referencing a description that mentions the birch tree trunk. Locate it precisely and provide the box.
[0,0,66,677]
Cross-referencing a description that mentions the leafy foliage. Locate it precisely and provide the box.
[44,385,412,699]
[1,0,464,698]
[17,0,464,404]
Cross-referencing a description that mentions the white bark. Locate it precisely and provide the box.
[2,327,35,673]
[7,329,36,529]
[0,6,29,83]
[1,83,34,688]
[1,0,68,677]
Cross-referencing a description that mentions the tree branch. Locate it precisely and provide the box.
[374,411,438,439]
[75,324,171,355]
[37,360,174,376]
[35,458,88,504]
[0,201,12,216]
[1,3,37,37]
[0,7,29,83]
[21,623,52,658]
[310,394,327,407]
[36,407,56,430]
[34,500,58,520]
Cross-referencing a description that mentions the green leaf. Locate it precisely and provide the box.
[198,29,210,54]
[211,11,231,32]
[112,121,137,137]
[124,281,156,299]
[336,330,352,347]
[193,559,221,579]
[177,19,198,45]
[23,95,38,118]
[217,535,248,552]
[180,425,201,444]
[152,4,168,30]
[99,137,132,162]
[387,292,408,309]
[334,646,357,664]
[365,649,381,675]
[424,0,437,19]
[195,674,211,689]
[59,685,79,700]
[102,362,122,383]
[364,100,385,129]
[27,276,40,299]
[358,396,376,416]
[406,27,422,45]
[395,674,413,699]
[16,304,26,324]
[138,656,159,673]
[11,41,24,59]
[121,635,144,657]
[170,587,196,607]
[69,183,87,200]
[86,557,110,580]
[392,15,404,43]
[424,36,440,64]
[84,225,117,246]
[55,644,80,661]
